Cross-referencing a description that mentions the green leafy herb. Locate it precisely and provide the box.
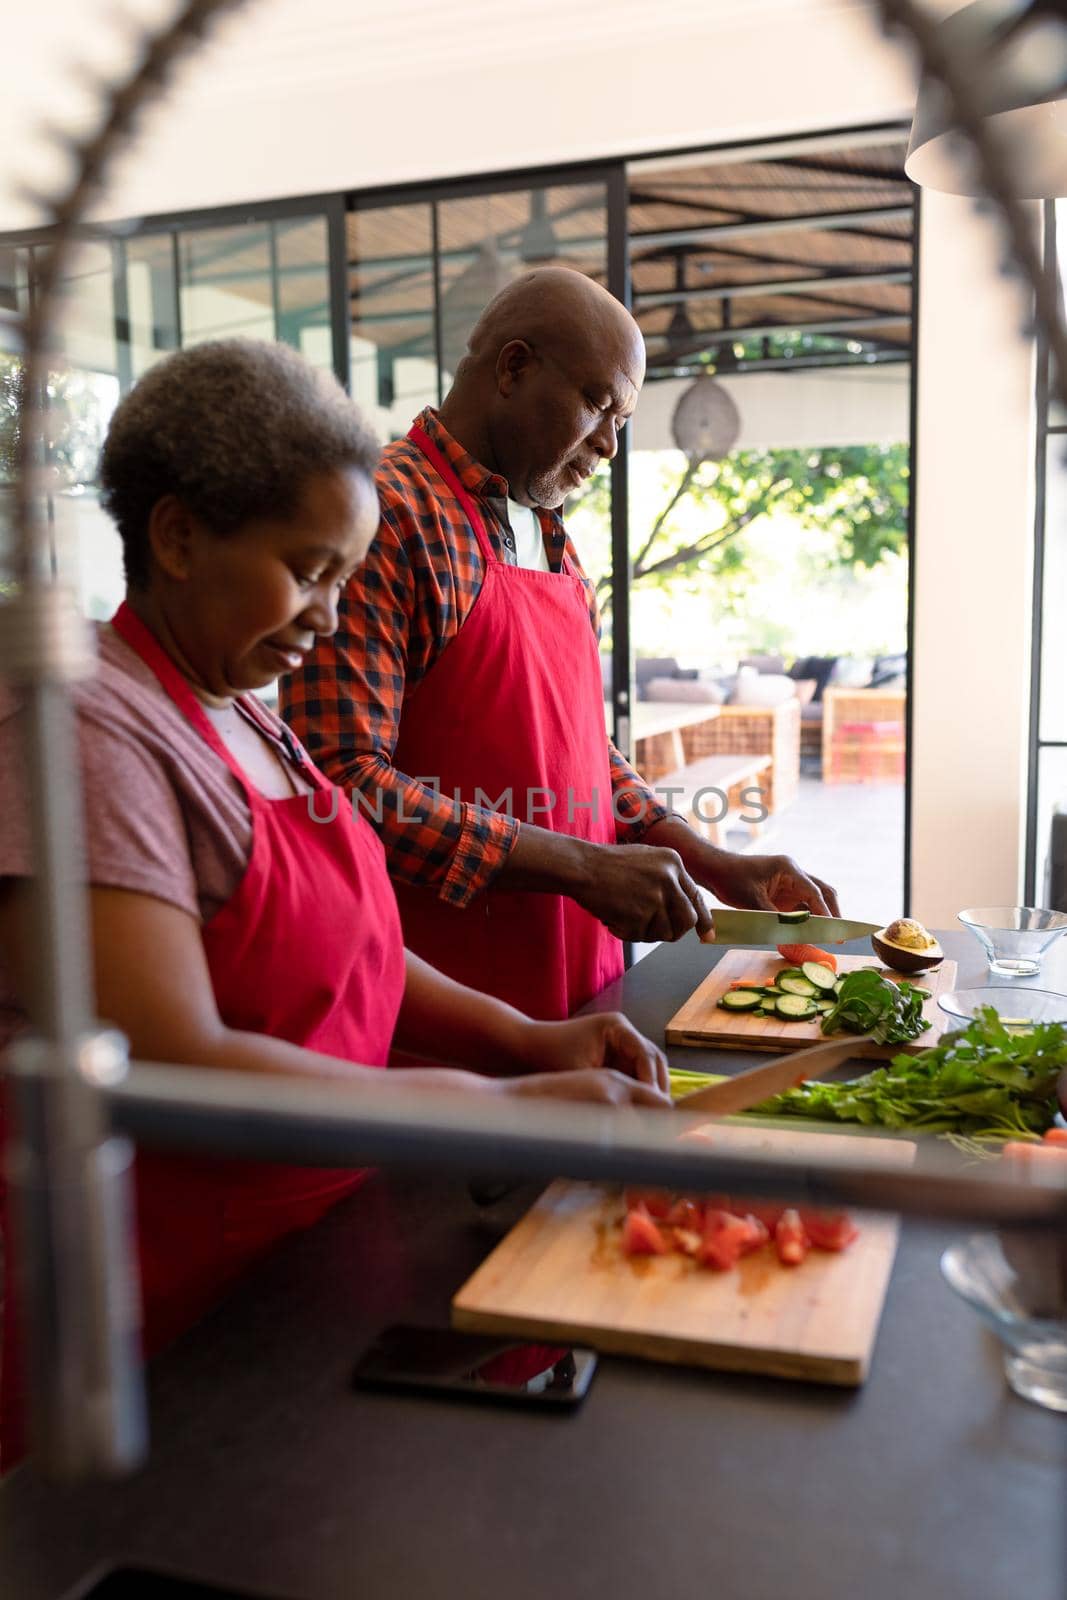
[819,967,930,1045]
[752,1006,1066,1142]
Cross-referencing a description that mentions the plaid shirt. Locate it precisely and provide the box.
[280,408,667,907]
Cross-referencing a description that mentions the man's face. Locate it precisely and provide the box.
[495,324,644,509]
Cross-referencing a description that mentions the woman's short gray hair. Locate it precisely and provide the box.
[99,338,381,588]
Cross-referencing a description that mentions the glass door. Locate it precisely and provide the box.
[347,170,630,750]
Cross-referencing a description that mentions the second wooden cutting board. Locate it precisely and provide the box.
[453,1124,916,1387]
[665,949,957,1055]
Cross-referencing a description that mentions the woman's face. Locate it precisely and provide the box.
[169,467,379,697]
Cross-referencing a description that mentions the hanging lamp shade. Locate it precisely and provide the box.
[670,376,741,463]
[904,0,1067,198]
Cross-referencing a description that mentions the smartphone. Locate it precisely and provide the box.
[352,1324,598,1409]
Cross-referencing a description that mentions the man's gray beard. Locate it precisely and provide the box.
[527,472,566,511]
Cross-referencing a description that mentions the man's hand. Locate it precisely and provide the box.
[571,843,715,942]
[702,849,840,919]
[515,1013,670,1094]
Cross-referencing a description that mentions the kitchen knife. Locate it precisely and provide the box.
[702,909,881,947]
[675,1032,875,1116]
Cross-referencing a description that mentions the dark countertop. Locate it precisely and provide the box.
[2,931,1065,1600]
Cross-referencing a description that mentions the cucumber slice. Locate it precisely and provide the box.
[776,994,818,1020]
[779,974,818,998]
[719,989,764,1012]
[813,997,835,1014]
[776,909,810,925]
[801,961,838,992]
[774,967,805,984]
[833,976,846,996]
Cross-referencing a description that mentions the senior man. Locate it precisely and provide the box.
[282,267,837,1020]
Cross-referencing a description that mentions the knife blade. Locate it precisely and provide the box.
[675,1032,876,1116]
[702,909,881,947]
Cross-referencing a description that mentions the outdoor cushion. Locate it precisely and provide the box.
[729,667,796,707]
[644,677,725,704]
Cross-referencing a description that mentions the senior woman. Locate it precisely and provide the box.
[0,339,670,1469]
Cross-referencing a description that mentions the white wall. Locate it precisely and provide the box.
[2,1,915,230]
[909,191,1038,926]
[632,367,911,453]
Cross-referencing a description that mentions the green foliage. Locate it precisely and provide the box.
[754,1007,1066,1141]
[0,352,23,482]
[0,350,112,489]
[569,442,910,635]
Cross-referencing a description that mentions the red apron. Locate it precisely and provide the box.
[391,425,623,1022]
[1,602,406,1467]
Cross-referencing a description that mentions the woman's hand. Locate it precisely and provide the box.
[499,1066,672,1108]
[515,1014,670,1096]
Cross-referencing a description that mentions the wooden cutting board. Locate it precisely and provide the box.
[665,949,957,1055]
[453,1125,916,1387]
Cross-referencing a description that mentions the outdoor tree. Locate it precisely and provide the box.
[570,443,909,624]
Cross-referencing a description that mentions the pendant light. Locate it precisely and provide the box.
[904,0,1067,198]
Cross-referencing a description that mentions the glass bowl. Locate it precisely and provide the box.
[941,1233,1067,1411]
[937,986,1067,1031]
[957,906,1067,979]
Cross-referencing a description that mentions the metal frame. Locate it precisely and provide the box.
[1024,200,1058,902]
[902,186,922,918]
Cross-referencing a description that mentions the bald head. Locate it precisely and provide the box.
[441,267,645,509]
[465,267,644,382]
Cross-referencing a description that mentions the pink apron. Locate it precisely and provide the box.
[1,601,406,1467]
[391,425,624,1022]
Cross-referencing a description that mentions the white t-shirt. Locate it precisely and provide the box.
[506,497,550,573]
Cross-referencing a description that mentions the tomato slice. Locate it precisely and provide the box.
[622,1206,669,1256]
[774,1208,810,1266]
[667,1197,704,1230]
[672,1227,703,1258]
[1042,1128,1067,1148]
[624,1187,673,1220]
[699,1230,745,1270]
[736,1213,770,1253]
[745,1200,785,1233]
[798,1208,859,1251]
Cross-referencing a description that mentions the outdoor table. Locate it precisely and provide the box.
[604,698,722,773]
[0,930,1063,1600]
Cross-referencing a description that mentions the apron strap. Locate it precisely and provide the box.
[408,424,498,568]
[110,601,328,795]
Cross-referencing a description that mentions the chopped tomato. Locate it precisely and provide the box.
[775,1208,810,1266]
[700,1209,760,1268]
[776,944,837,971]
[746,1199,785,1233]
[622,1206,669,1256]
[728,978,771,989]
[799,1208,859,1252]
[736,1213,770,1253]
[672,1227,703,1258]
[699,1229,745,1270]
[624,1187,672,1220]
[667,1197,704,1230]
[1042,1128,1067,1148]
[703,1207,742,1237]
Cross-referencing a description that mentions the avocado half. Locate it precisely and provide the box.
[871,917,944,974]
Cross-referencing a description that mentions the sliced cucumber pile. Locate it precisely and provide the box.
[717,959,840,1024]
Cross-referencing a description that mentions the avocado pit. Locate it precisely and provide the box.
[871,917,944,974]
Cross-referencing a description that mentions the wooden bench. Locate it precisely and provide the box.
[652,752,772,847]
